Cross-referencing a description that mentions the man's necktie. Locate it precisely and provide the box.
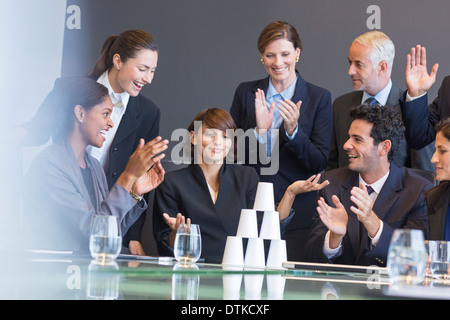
[364,97,379,107]
[360,185,375,241]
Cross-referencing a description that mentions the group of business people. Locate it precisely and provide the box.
[19,21,450,267]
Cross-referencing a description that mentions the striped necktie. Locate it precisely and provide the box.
[365,97,379,107]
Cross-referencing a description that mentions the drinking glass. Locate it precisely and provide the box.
[174,224,202,264]
[89,215,122,263]
[387,229,426,285]
[427,240,450,279]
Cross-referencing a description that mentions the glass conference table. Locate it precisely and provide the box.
[2,249,450,301]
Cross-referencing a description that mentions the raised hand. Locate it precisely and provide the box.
[405,45,439,97]
[317,195,348,248]
[255,88,275,135]
[117,136,168,194]
[124,137,168,180]
[132,160,165,196]
[288,174,329,195]
[349,184,380,238]
[278,98,301,136]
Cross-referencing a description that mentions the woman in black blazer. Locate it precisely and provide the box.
[230,21,332,261]
[153,108,329,263]
[427,119,450,240]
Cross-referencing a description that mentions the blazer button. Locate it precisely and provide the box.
[112,172,118,177]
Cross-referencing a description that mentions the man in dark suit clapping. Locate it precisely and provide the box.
[305,104,432,266]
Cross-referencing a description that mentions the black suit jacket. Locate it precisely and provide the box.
[230,73,332,231]
[305,163,431,266]
[400,76,450,150]
[153,164,260,264]
[328,84,435,173]
[107,94,160,244]
[426,181,450,240]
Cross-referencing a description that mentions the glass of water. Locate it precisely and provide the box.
[427,240,450,279]
[387,229,427,285]
[89,215,122,263]
[174,223,202,264]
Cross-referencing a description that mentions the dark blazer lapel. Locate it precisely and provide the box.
[429,183,450,239]
[214,165,243,235]
[190,164,241,236]
[112,97,140,146]
[371,165,402,223]
[385,84,402,107]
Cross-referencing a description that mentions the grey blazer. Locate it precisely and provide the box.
[24,139,145,252]
[327,84,435,173]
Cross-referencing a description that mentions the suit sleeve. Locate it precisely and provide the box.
[123,105,161,246]
[152,176,179,257]
[400,77,449,149]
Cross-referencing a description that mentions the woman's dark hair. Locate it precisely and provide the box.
[349,104,405,161]
[40,77,109,142]
[257,21,302,54]
[90,29,158,78]
[187,108,237,161]
[435,118,450,141]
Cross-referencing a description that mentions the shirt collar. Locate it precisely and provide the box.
[359,169,390,195]
[362,79,392,106]
[97,71,130,109]
[266,77,297,100]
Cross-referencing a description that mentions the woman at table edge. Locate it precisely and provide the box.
[427,118,450,240]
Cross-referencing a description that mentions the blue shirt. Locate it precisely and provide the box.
[266,77,298,138]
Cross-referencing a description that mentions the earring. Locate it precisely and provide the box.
[261,58,264,65]
[79,119,83,123]
[296,56,299,63]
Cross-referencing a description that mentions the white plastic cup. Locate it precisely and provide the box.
[222,236,244,267]
[222,266,243,300]
[259,211,281,240]
[244,274,264,300]
[236,209,258,238]
[244,238,265,269]
[253,182,275,211]
[266,274,286,300]
[266,239,287,270]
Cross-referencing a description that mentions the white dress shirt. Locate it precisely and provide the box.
[361,79,392,106]
[87,71,130,170]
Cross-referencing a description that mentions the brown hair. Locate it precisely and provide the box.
[257,21,302,54]
[187,108,237,161]
[89,29,158,78]
[435,118,450,141]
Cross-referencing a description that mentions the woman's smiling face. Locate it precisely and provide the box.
[432,131,450,182]
[79,96,114,148]
[111,48,158,96]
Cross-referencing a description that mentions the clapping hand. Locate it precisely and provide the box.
[255,89,275,136]
[406,45,439,97]
[132,160,165,196]
[317,195,348,244]
[278,98,301,136]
